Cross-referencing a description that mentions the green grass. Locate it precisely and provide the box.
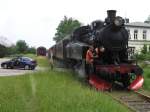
[35,56,49,67]
[0,56,131,112]
[138,62,150,91]
[2,54,149,111]
[11,53,49,67]
[143,67,150,90]
[24,54,49,67]
[24,53,36,59]
[0,69,130,112]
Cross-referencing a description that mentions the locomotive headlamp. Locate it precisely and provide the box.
[114,16,124,27]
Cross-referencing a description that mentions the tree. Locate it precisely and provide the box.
[16,40,28,53]
[141,44,147,54]
[27,47,36,54]
[144,15,150,23]
[0,44,7,58]
[53,16,81,42]
[6,45,17,55]
[147,15,150,21]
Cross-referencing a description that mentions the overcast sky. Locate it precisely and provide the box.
[0,0,150,48]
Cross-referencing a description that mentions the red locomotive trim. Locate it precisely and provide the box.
[96,64,137,74]
[128,75,144,91]
[89,75,112,91]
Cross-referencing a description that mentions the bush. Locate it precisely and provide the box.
[0,45,7,58]
[141,44,147,54]
[27,47,36,54]
[135,53,150,60]
[6,46,17,56]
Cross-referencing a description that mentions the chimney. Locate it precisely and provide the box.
[107,10,116,19]
[125,18,129,23]
[105,10,116,24]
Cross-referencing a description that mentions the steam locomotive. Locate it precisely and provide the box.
[50,10,144,91]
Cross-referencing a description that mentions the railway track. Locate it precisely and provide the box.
[107,90,150,112]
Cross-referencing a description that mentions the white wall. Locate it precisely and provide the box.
[126,26,150,41]
[126,26,150,53]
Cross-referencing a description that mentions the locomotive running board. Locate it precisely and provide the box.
[128,75,144,91]
[89,75,112,91]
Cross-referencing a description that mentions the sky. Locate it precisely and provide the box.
[0,0,150,48]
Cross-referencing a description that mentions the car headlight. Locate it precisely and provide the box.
[114,16,124,27]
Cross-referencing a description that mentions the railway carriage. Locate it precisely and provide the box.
[37,46,47,56]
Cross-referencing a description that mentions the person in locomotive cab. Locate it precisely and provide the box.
[86,46,94,75]
[86,46,94,64]
[94,46,105,64]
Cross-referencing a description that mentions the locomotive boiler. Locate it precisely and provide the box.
[51,10,144,91]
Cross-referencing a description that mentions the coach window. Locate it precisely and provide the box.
[134,30,138,40]
[127,29,131,39]
[143,30,147,40]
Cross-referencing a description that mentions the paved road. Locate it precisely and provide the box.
[0,58,45,76]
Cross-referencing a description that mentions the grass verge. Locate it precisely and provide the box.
[143,68,150,90]
[139,62,150,91]
[0,56,131,112]
[22,54,49,67]
[0,69,130,112]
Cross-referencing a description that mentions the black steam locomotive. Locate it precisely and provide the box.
[50,10,144,91]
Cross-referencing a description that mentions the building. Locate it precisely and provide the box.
[125,22,150,53]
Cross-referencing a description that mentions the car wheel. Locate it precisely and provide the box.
[3,64,8,69]
[24,65,30,70]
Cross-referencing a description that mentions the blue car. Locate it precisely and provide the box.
[1,57,37,70]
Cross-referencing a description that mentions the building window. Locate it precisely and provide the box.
[134,30,138,40]
[143,30,147,40]
[127,29,131,39]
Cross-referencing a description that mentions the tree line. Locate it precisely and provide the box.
[0,40,36,58]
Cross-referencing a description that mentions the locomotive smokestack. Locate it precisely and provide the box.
[105,10,116,24]
[107,10,116,19]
